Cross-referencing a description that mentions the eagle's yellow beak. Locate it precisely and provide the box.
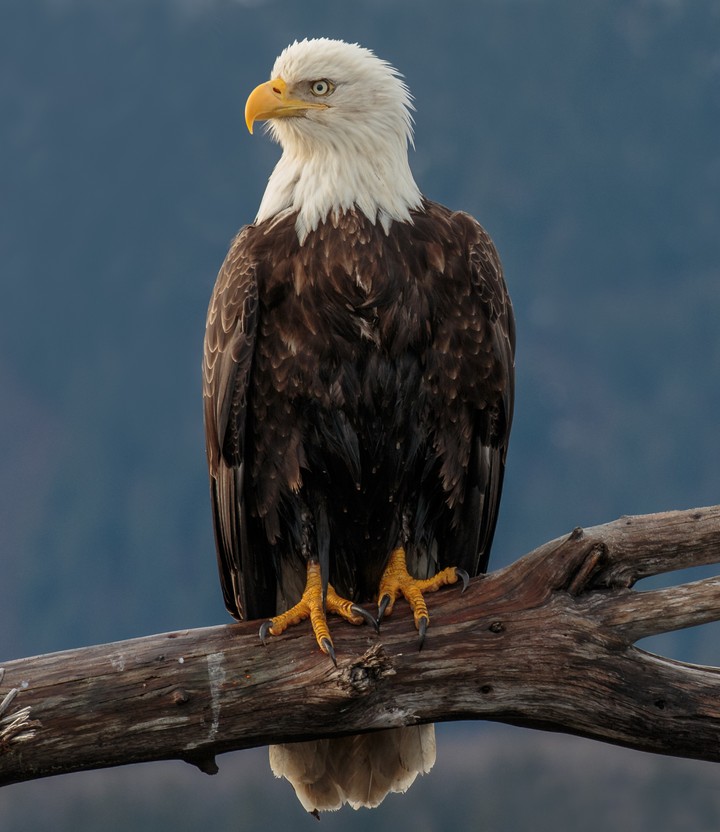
[245,77,328,134]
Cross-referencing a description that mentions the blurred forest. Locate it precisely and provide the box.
[1,0,719,829]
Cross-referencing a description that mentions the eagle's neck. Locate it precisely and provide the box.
[255,125,422,244]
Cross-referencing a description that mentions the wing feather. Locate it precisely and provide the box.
[429,206,515,577]
[203,227,274,620]
[462,211,515,575]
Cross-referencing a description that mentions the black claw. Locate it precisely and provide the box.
[321,637,337,667]
[417,616,428,650]
[456,568,470,593]
[351,604,380,633]
[377,594,391,622]
[259,621,273,645]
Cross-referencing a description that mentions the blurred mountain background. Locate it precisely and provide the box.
[1,0,719,829]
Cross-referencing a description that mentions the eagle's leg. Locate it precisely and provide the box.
[259,560,376,664]
[377,547,469,647]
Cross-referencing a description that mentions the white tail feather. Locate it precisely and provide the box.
[269,725,436,812]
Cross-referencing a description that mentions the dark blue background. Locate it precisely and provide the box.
[1,1,719,829]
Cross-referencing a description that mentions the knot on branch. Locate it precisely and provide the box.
[566,543,607,595]
[336,644,395,695]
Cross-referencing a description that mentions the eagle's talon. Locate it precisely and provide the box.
[320,637,337,666]
[377,548,469,645]
[377,594,392,622]
[456,568,470,593]
[417,615,428,649]
[352,604,380,632]
[259,620,274,645]
[258,563,372,656]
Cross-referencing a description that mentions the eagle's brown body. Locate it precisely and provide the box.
[204,200,514,624]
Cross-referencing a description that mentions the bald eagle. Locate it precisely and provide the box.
[203,38,515,813]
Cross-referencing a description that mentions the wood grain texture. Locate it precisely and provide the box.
[1,504,719,787]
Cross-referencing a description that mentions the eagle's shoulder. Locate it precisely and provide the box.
[422,199,515,349]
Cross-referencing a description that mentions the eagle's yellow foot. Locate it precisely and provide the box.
[377,546,469,648]
[259,560,377,665]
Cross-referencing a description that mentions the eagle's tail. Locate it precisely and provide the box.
[269,725,436,812]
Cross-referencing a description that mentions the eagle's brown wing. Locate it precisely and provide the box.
[428,206,515,579]
[203,226,274,620]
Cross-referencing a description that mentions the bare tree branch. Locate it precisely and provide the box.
[1,504,719,787]
[598,577,720,641]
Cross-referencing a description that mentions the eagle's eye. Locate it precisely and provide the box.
[310,79,334,97]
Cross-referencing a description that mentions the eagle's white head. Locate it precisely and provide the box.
[245,38,422,243]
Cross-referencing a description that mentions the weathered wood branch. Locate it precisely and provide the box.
[1,504,720,787]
